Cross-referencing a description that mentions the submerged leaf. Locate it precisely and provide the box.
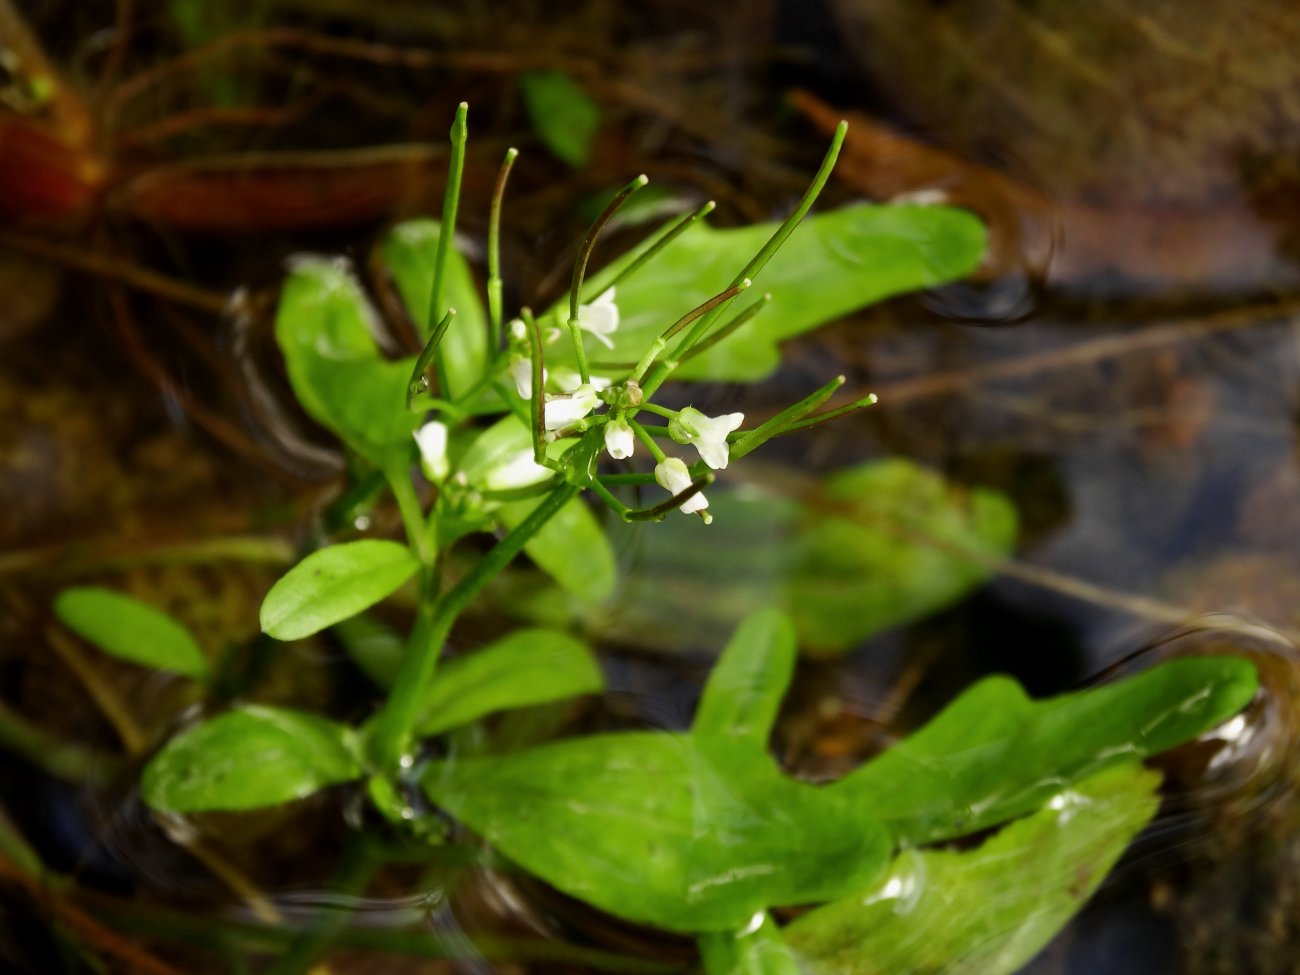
[519,70,600,168]
[416,629,603,735]
[599,459,1016,655]
[832,655,1259,844]
[260,540,420,641]
[577,203,985,381]
[142,706,362,813]
[423,610,889,932]
[54,587,209,679]
[381,219,489,400]
[274,257,418,467]
[784,764,1162,975]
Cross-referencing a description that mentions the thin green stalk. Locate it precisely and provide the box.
[588,477,631,517]
[406,308,457,408]
[591,199,715,300]
[675,120,845,355]
[730,374,846,460]
[783,392,879,433]
[568,174,649,383]
[678,291,772,364]
[522,307,549,464]
[451,349,509,410]
[629,279,750,384]
[637,402,676,420]
[626,471,713,522]
[0,701,120,785]
[427,102,469,397]
[628,418,666,462]
[487,147,519,351]
[386,465,434,566]
[371,483,580,770]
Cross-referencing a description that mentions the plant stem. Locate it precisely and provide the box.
[487,147,518,352]
[428,102,468,397]
[386,465,434,566]
[371,483,580,770]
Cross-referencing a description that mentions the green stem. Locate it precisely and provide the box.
[487,147,518,352]
[638,402,676,420]
[371,483,580,770]
[662,120,847,377]
[629,418,666,462]
[0,700,120,785]
[386,466,434,566]
[407,308,457,408]
[593,199,715,299]
[428,102,468,397]
[731,374,845,460]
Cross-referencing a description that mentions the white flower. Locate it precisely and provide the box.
[413,421,449,482]
[483,449,552,491]
[604,417,634,459]
[544,383,600,431]
[654,457,710,522]
[508,318,527,342]
[507,355,543,399]
[669,407,745,470]
[576,288,619,349]
[550,366,613,393]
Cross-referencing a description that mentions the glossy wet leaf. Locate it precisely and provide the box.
[416,629,603,735]
[578,203,985,381]
[424,610,889,932]
[785,764,1161,975]
[54,587,209,679]
[381,219,489,399]
[831,655,1258,845]
[426,734,889,933]
[599,459,1016,655]
[520,70,600,167]
[699,913,802,975]
[260,540,420,641]
[274,257,418,467]
[142,706,362,813]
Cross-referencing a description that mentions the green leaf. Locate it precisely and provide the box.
[831,655,1258,845]
[500,495,617,604]
[260,540,420,641]
[519,70,600,168]
[598,459,1016,655]
[274,257,419,467]
[692,607,796,750]
[578,203,985,381]
[426,734,888,933]
[784,763,1162,975]
[423,612,889,933]
[700,913,804,975]
[54,587,209,679]
[142,706,362,813]
[416,629,603,736]
[381,219,489,399]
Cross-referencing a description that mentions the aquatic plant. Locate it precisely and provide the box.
[50,104,1257,974]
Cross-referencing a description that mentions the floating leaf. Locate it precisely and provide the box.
[142,706,361,813]
[425,611,887,932]
[274,257,418,467]
[576,203,985,381]
[831,655,1258,845]
[519,70,601,168]
[381,219,489,399]
[416,629,603,736]
[54,587,209,679]
[260,540,420,641]
[784,764,1161,975]
[600,459,1016,655]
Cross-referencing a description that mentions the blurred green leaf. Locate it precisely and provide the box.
[381,219,489,400]
[142,706,361,813]
[500,495,617,604]
[699,913,803,975]
[520,70,601,168]
[576,203,985,381]
[416,628,603,735]
[333,612,405,688]
[54,587,209,679]
[274,257,418,467]
[832,655,1258,845]
[424,610,890,933]
[601,459,1016,655]
[692,607,796,751]
[785,764,1162,975]
[260,540,420,641]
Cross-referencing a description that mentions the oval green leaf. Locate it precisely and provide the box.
[142,706,361,813]
[260,539,420,641]
[54,587,209,679]
[416,628,603,736]
[519,70,600,168]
